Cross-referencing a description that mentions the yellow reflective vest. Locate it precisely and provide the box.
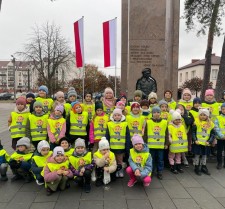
[47,117,65,142]
[130,148,151,176]
[195,118,214,146]
[189,109,199,121]
[32,151,52,167]
[10,152,33,162]
[29,114,48,141]
[94,150,115,166]
[65,148,74,157]
[93,115,109,140]
[178,101,193,112]
[64,103,72,118]
[202,102,220,120]
[107,121,128,150]
[216,115,225,136]
[147,119,167,149]
[0,149,10,163]
[167,100,177,110]
[69,111,88,136]
[168,124,188,153]
[10,112,30,138]
[126,115,145,137]
[103,104,114,117]
[46,159,70,172]
[81,103,95,120]
[36,97,53,115]
[69,152,92,170]
[160,111,170,121]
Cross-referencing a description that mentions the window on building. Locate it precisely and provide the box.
[179,73,182,82]
[211,69,218,80]
[185,72,188,80]
[191,70,196,79]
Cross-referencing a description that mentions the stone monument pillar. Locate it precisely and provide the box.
[121,0,180,100]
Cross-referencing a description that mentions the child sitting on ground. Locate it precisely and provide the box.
[0,140,10,181]
[59,137,74,158]
[126,134,152,187]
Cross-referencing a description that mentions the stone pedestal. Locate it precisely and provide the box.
[121,0,180,100]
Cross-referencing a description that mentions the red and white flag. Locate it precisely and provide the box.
[74,18,84,68]
[103,19,116,67]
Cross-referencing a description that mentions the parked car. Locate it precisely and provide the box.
[0,93,14,100]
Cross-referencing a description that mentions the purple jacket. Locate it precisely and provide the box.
[44,156,73,182]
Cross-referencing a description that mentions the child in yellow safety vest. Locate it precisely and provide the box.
[53,91,66,118]
[0,140,10,181]
[126,134,152,187]
[69,138,94,193]
[178,88,193,112]
[66,101,89,147]
[47,105,66,150]
[106,108,132,178]
[8,97,30,150]
[31,140,52,185]
[26,92,35,113]
[81,92,95,121]
[93,137,117,187]
[64,88,77,118]
[35,85,53,115]
[158,100,170,121]
[214,103,225,169]
[59,137,74,158]
[192,109,215,176]
[43,146,73,196]
[26,101,48,149]
[168,110,188,174]
[115,101,128,116]
[162,90,177,111]
[102,87,116,117]
[9,137,33,183]
[89,101,108,154]
[148,92,158,113]
[140,100,151,120]
[144,106,168,180]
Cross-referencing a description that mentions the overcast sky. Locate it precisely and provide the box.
[0,0,225,76]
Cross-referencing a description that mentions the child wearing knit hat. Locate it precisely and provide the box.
[106,108,132,178]
[0,140,10,181]
[64,89,77,117]
[126,134,152,187]
[192,108,215,176]
[89,101,109,154]
[214,103,225,169]
[102,87,116,117]
[36,85,53,115]
[144,106,168,180]
[9,137,34,183]
[43,146,73,195]
[66,101,89,147]
[26,101,48,149]
[59,137,74,158]
[158,100,169,120]
[178,88,193,112]
[168,110,188,174]
[93,137,117,186]
[81,92,95,121]
[8,96,30,150]
[26,92,36,113]
[31,140,52,185]
[148,92,158,113]
[69,138,94,193]
[47,105,66,150]
[133,90,142,103]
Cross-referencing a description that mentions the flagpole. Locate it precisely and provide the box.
[114,17,117,98]
[82,16,85,102]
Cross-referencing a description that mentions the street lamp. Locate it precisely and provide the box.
[11,55,16,102]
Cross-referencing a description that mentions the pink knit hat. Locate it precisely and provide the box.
[16,97,27,106]
[56,91,64,99]
[104,87,114,95]
[116,101,125,108]
[112,108,123,116]
[182,88,192,97]
[55,105,64,113]
[132,134,144,146]
[205,89,214,96]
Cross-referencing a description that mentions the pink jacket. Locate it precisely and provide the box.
[47,114,66,143]
[89,112,106,143]
[44,156,73,182]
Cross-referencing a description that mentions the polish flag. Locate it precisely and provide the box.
[74,18,84,68]
[103,19,116,67]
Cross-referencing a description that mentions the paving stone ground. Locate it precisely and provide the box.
[1,102,225,209]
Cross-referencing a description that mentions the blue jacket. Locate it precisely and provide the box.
[128,144,152,178]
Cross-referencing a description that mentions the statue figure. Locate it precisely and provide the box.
[136,68,157,99]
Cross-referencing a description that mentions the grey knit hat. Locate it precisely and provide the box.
[16,137,31,148]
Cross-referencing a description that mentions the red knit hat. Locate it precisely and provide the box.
[131,102,140,110]
[16,97,26,106]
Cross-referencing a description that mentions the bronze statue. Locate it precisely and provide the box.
[136,68,157,99]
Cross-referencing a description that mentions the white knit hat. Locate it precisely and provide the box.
[170,109,182,121]
[199,108,210,117]
[75,138,86,148]
[99,137,110,150]
[16,137,30,148]
[53,146,64,158]
[37,140,50,153]
[148,92,157,100]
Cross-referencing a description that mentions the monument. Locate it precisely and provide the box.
[121,0,180,99]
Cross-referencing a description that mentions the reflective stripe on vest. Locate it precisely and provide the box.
[130,148,151,176]
[93,115,108,140]
[10,112,30,138]
[168,124,188,153]
[216,115,225,136]
[69,111,88,136]
[11,152,33,161]
[147,119,167,149]
[195,118,214,146]
[126,115,145,137]
[108,121,127,149]
[29,114,48,141]
[69,152,92,170]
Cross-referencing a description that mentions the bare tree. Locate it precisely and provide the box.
[17,22,74,96]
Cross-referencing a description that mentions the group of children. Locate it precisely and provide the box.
[1,85,225,195]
